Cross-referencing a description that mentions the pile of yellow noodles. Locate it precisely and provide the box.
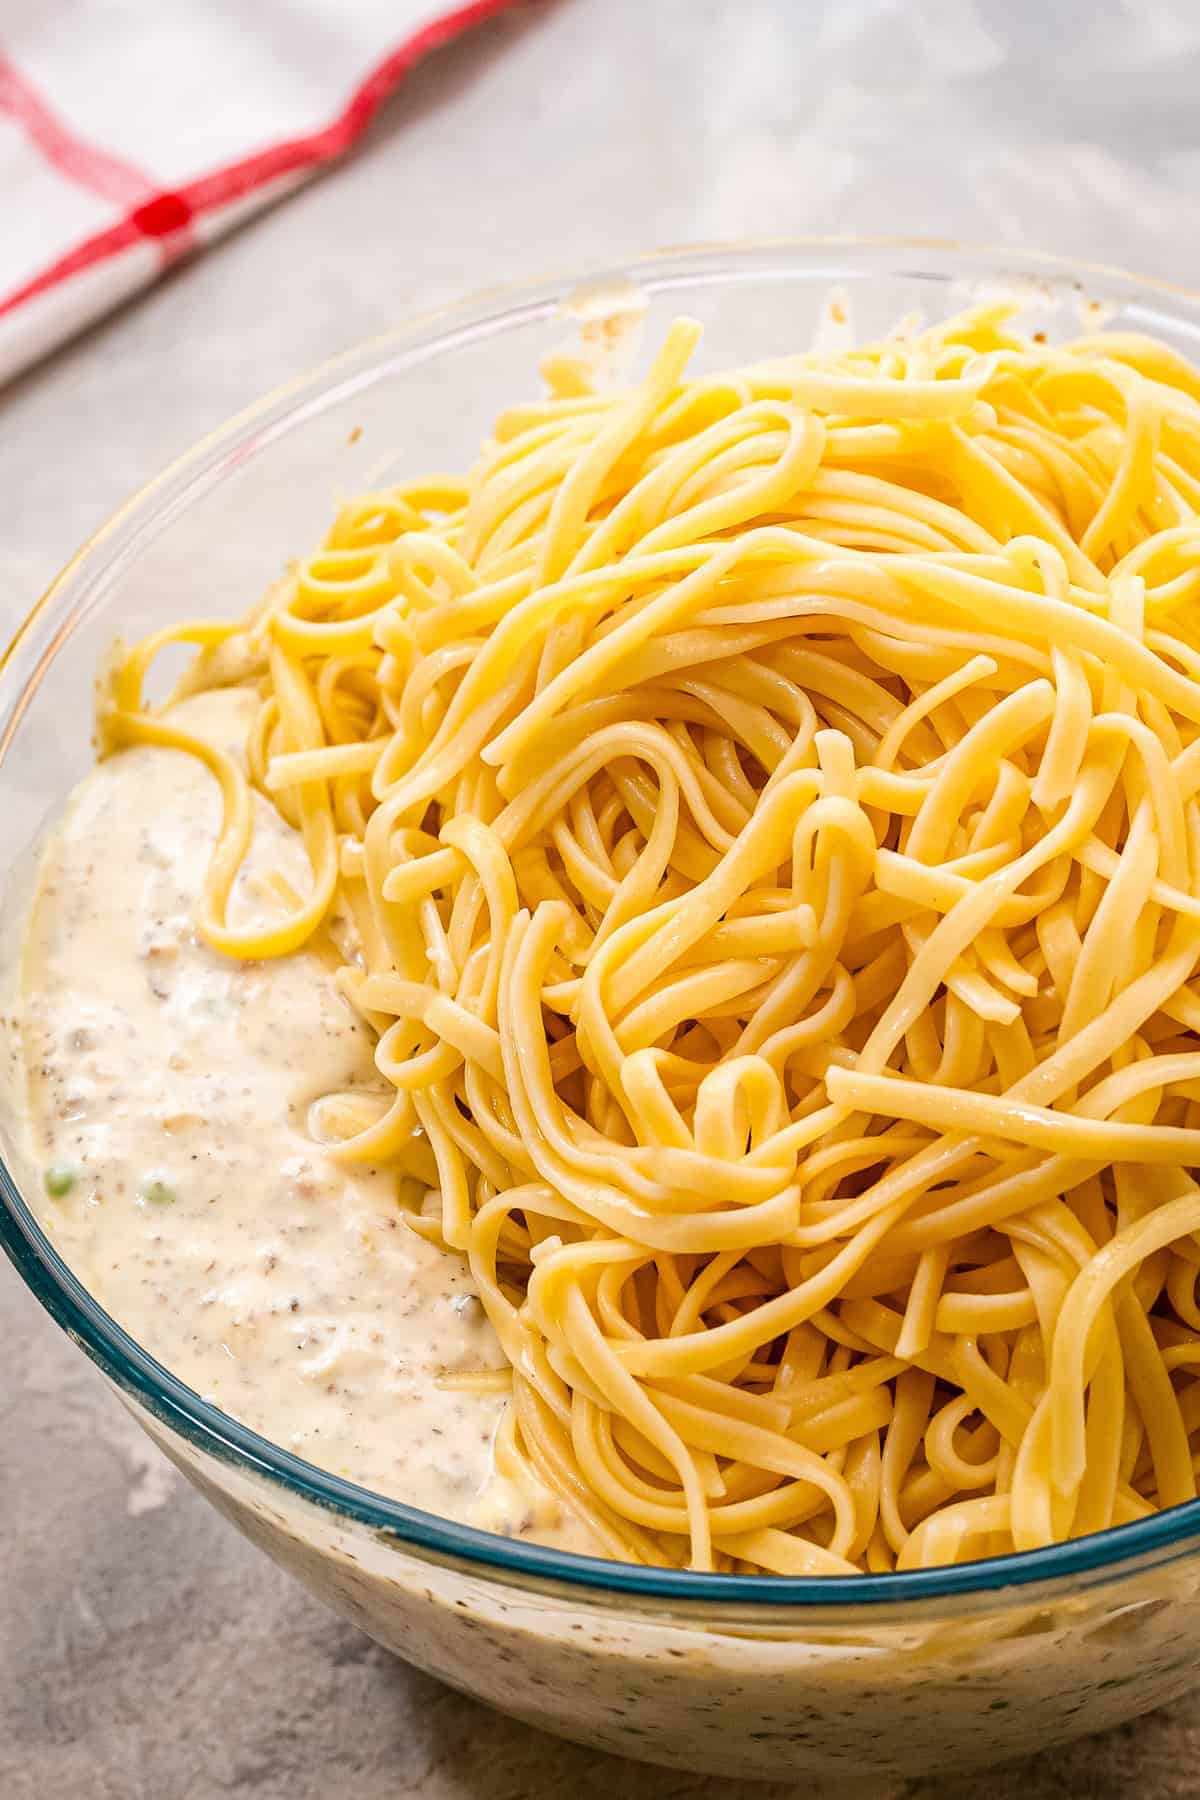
[106,304,1200,1574]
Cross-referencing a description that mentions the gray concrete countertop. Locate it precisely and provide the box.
[6,3,1200,1794]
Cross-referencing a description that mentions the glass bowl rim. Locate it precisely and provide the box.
[7,233,1200,1614]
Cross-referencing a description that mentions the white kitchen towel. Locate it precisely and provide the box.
[0,0,516,386]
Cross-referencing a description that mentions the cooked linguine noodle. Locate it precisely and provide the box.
[103,305,1200,1574]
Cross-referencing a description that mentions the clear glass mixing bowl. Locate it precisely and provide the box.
[6,240,1200,1782]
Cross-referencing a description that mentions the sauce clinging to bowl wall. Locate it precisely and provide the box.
[18,687,593,1555]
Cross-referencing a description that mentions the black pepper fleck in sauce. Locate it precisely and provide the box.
[19,689,593,1556]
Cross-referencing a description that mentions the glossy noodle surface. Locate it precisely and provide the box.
[38,306,1200,1574]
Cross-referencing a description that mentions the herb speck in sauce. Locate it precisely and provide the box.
[20,688,596,1561]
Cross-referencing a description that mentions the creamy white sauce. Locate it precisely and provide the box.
[16,703,1196,1785]
[19,688,594,1553]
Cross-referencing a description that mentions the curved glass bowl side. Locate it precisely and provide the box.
[7,240,1200,1623]
[10,1156,1200,1618]
[107,1382,1200,1779]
